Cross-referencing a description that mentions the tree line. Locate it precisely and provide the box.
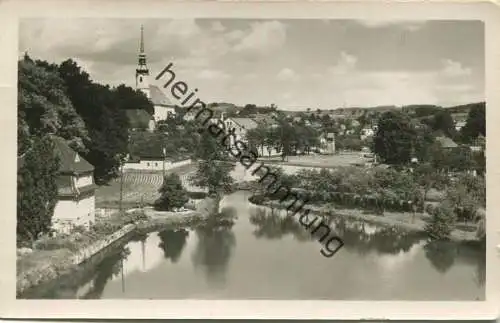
[17,54,152,244]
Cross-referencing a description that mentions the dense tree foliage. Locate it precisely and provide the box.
[18,56,88,153]
[460,103,485,143]
[190,129,235,197]
[113,84,154,115]
[57,59,131,183]
[372,111,417,165]
[424,202,456,240]
[431,109,457,139]
[155,173,189,211]
[17,135,60,246]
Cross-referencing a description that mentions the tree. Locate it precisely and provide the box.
[460,103,485,143]
[17,135,60,246]
[431,109,457,139]
[190,130,235,198]
[424,203,456,240]
[246,124,268,157]
[413,163,447,204]
[155,173,189,211]
[58,59,130,184]
[191,159,234,197]
[372,111,416,165]
[113,84,154,115]
[18,56,88,153]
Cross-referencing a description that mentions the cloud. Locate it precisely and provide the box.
[196,69,232,81]
[233,21,287,57]
[211,21,226,32]
[441,59,472,77]
[355,20,426,31]
[276,68,299,82]
[328,51,357,75]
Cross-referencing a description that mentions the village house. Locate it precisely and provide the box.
[51,136,97,234]
[224,117,259,145]
[125,133,192,171]
[455,120,467,132]
[320,132,336,154]
[435,136,459,150]
[360,127,375,140]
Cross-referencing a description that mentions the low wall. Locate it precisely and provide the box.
[123,158,192,171]
[17,224,136,295]
[71,224,136,265]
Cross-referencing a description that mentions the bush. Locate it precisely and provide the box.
[249,194,266,205]
[155,173,189,211]
[425,204,456,240]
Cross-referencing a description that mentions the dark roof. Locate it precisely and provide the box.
[52,136,94,174]
[229,117,258,130]
[125,109,153,129]
[149,85,174,106]
[435,136,458,149]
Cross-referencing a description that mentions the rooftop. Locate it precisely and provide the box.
[149,85,174,106]
[52,136,94,174]
[229,117,259,130]
[435,136,458,149]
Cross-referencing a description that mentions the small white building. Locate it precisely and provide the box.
[52,136,96,234]
[223,117,259,146]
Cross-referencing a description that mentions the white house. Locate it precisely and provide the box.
[320,132,336,154]
[455,120,467,131]
[223,117,259,146]
[360,127,375,140]
[52,136,96,234]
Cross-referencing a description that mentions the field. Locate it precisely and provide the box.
[95,163,202,208]
[259,152,366,168]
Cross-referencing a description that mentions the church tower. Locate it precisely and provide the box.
[136,25,150,99]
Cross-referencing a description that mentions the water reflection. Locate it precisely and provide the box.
[192,208,237,287]
[249,207,311,241]
[249,207,426,255]
[79,247,131,299]
[249,206,485,287]
[158,229,189,263]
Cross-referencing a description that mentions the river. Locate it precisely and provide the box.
[29,191,485,300]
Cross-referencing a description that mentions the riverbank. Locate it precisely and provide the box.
[16,196,218,297]
[251,198,479,242]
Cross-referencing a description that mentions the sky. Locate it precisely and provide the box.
[19,18,484,111]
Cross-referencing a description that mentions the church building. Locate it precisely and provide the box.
[135,25,176,125]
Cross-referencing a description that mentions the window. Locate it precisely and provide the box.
[140,76,143,82]
[147,162,150,166]
[155,163,158,166]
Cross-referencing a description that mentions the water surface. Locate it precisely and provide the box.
[33,191,486,300]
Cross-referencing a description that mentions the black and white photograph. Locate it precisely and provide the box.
[2,0,499,320]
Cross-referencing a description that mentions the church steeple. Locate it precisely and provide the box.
[136,24,150,98]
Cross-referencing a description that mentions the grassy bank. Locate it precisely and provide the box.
[250,197,479,242]
[16,211,145,296]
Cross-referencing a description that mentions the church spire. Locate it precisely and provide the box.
[140,24,145,54]
[136,24,150,98]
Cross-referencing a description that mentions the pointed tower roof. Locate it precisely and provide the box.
[140,24,145,53]
[137,24,149,74]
